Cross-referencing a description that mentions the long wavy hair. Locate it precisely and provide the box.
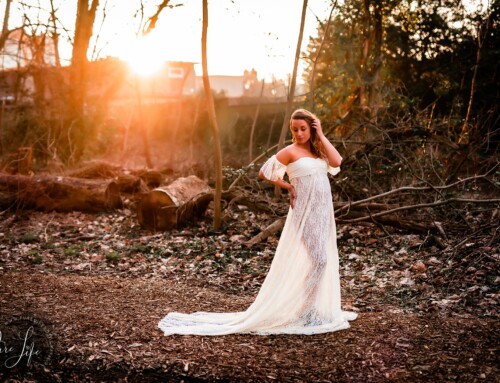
[290,109,327,159]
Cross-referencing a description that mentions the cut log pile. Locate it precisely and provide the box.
[0,161,215,231]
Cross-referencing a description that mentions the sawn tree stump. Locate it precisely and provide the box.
[137,175,212,231]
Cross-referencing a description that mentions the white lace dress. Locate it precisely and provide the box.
[158,156,357,335]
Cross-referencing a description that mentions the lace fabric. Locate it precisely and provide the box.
[158,156,357,336]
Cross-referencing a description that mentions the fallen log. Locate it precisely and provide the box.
[137,175,211,230]
[245,217,286,247]
[0,173,122,212]
[114,174,149,194]
[131,169,165,188]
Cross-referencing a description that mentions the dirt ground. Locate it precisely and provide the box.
[0,208,498,382]
[0,272,498,383]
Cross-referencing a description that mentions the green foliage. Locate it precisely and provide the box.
[64,244,83,257]
[106,251,122,263]
[29,252,44,265]
[130,243,153,254]
[19,232,39,244]
[128,242,165,258]
[304,0,499,133]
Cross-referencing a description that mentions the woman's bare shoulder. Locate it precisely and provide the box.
[276,145,296,165]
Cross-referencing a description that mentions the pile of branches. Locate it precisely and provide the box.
[327,117,499,237]
[225,112,499,244]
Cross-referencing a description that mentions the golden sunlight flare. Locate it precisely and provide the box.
[122,35,165,76]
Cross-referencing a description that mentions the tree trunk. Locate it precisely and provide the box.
[202,0,223,229]
[459,15,490,144]
[368,0,382,116]
[245,217,286,247]
[275,0,308,198]
[310,1,336,113]
[0,0,12,51]
[358,0,371,110]
[137,175,211,231]
[0,173,122,212]
[71,0,99,116]
[68,0,99,162]
[249,79,265,162]
[133,75,153,168]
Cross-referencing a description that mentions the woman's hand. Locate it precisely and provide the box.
[311,118,324,137]
[312,117,343,167]
[287,184,296,209]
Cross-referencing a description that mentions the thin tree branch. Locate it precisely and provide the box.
[338,198,500,223]
[335,164,499,214]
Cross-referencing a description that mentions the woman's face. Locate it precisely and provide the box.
[291,118,311,145]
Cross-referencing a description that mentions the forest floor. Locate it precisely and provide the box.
[0,206,498,382]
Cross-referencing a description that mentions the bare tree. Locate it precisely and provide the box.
[142,0,184,36]
[459,10,491,144]
[71,0,99,111]
[133,76,153,168]
[68,0,99,161]
[0,0,12,52]
[368,0,383,115]
[309,0,337,113]
[202,0,223,229]
[275,0,308,197]
[49,0,61,67]
[249,78,265,162]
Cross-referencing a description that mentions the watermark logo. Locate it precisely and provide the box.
[0,314,53,370]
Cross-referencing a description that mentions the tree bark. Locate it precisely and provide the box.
[358,0,371,110]
[249,79,265,162]
[275,0,308,198]
[137,175,211,231]
[0,0,12,51]
[202,0,223,229]
[68,0,100,162]
[368,0,383,115]
[0,173,121,212]
[310,1,336,112]
[245,217,286,247]
[459,15,490,144]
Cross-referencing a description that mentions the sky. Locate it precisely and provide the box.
[2,0,333,80]
[1,0,490,80]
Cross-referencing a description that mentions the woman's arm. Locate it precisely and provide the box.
[311,118,343,167]
[258,173,296,209]
[258,149,297,208]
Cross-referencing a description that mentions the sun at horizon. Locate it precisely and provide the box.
[119,34,166,76]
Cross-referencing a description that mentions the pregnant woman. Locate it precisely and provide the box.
[158,108,357,335]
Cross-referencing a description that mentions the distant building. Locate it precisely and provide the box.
[115,61,197,102]
[194,69,289,101]
[196,75,245,98]
[0,57,293,109]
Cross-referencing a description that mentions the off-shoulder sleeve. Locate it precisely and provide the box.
[328,165,341,176]
[259,155,286,181]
